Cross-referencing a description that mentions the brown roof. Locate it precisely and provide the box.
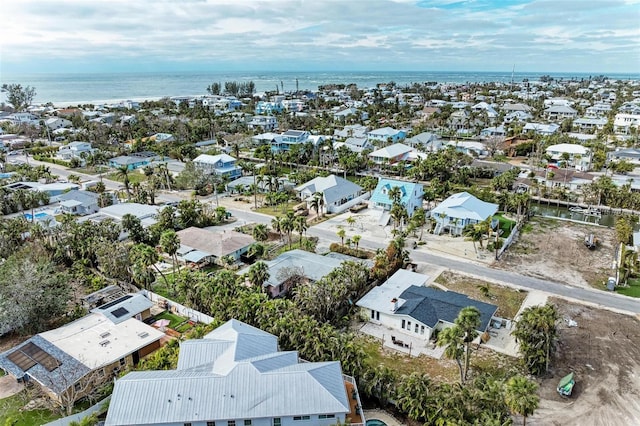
[176,227,255,258]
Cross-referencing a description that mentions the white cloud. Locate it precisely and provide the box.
[1,0,638,73]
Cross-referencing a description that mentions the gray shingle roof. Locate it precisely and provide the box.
[397,286,497,331]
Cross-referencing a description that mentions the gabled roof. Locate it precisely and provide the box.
[431,191,498,221]
[396,286,497,330]
[105,319,350,425]
[176,227,255,259]
[295,174,363,205]
[370,178,423,206]
[90,293,153,325]
[369,143,414,159]
[193,153,237,165]
[368,126,401,136]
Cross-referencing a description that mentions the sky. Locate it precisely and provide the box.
[1,0,639,74]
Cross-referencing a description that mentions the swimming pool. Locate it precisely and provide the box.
[24,212,51,221]
[366,420,388,426]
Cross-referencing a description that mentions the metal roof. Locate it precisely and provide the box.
[295,174,363,206]
[105,319,350,425]
[431,191,498,222]
[370,178,423,207]
[91,293,153,324]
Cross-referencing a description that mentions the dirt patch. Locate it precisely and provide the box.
[497,217,616,289]
[434,271,527,319]
[0,376,24,399]
[531,299,640,426]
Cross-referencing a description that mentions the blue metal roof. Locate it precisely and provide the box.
[370,178,422,207]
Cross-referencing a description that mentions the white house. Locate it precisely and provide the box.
[105,319,362,426]
[545,143,592,171]
[248,115,278,132]
[573,117,607,132]
[45,117,72,131]
[368,143,415,165]
[56,141,96,162]
[523,122,560,136]
[613,113,640,135]
[295,174,369,214]
[430,192,498,236]
[357,270,497,353]
[447,140,489,158]
[544,105,578,121]
[405,132,442,151]
[56,190,101,215]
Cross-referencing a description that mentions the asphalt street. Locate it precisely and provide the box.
[225,206,640,315]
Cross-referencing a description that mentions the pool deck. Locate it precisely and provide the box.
[362,409,405,426]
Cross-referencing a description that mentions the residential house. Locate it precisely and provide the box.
[251,132,282,147]
[334,124,369,139]
[368,143,415,165]
[357,270,497,354]
[430,191,498,235]
[80,203,162,229]
[503,110,532,124]
[255,101,284,115]
[176,227,255,266]
[526,169,595,192]
[573,117,607,132]
[480,126,506,138]
[613,113,640,135]
[523,122,560,136]
[193,153,242,179]
[272,130,310,152]
[334,107,368,121]
[447,110,471,131]
[296,174,368,214]
[544,105,578,121]
[608,148,640,165]
[405,132,442,151]
[240,249,344,297]
[335,137,372,154]
[45,117,72,131]
[501,103,533,113]
[370,178,424,218]
[472,102,498,121]
[585,104,611,117]
[56,141,96,162]
[366,127,406,144]
[105,319,362,426]
[108,152,161,171]
[545,143,592,171]
[4,181,80,197]
[56,190,100,215]
[248,115,278,132]
[0,294,163,410]
[447,140,489,157]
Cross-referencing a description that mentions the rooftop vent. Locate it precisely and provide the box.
[100,332,111,339]
[99,340,110,347]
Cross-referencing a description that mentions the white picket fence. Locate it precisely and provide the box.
[140,289,214,324]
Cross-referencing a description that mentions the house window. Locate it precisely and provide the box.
[407,321,411,329]
[376,311,380,321]
[319,414,335,419]
[74,382,81,392]
[228,421,236,426]
[371,310,375,319]
[244,421,252,426]
[119,358,126,367]
[184,424,192,426]
[293,416,310,421]
[207,422,216,426]
[421,326,425,335]
[273,419,281,426]
[401,319,406,329]
[415,324,419,333]
[99,368,105,377]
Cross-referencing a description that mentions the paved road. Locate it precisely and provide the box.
[221,206,640,315]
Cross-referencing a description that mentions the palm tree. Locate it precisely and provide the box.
[252,224,269,242]
[337,228,346,247]
[271,216,283,241]
[313,191,325,217]
[455,306,481,381]
[504,375,540,426]
[115,165,132,198]
[281,212,295,248]
[352,234,361,252]
[388,185,402,205]
[248,261,270,289]
[294,216,307,244]
[437,326,465,384]
[130,243,171,292]
[160,230,180,279]
[346,216,356,230]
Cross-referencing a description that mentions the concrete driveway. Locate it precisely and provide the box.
[0,375,23,399]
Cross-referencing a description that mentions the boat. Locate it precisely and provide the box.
[569,206,586,213]
[557,372,576,397]
[584,208,602,217]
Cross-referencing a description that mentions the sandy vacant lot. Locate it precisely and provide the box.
[498,218,617,289]
[530,300,640,426]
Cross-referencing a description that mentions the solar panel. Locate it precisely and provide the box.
[7,342,60,372]
[111,307,129,318]
[98,294,132,310]
[7,349,36,371]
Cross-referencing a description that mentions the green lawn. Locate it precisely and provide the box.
[494,213,516,238]
[0,391,61,426]
[105,171,147,185]
[616,278,640,298]
[254,201,301,216]
[153,311,187,329]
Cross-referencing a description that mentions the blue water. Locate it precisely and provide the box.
[2,70,638,105]
[24,212,50,221]
[366,420,388,426]
[0,173,15,179]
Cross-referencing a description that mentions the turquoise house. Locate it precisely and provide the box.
[370,178,424,217]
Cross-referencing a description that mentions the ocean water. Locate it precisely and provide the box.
[1,70,639,105]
